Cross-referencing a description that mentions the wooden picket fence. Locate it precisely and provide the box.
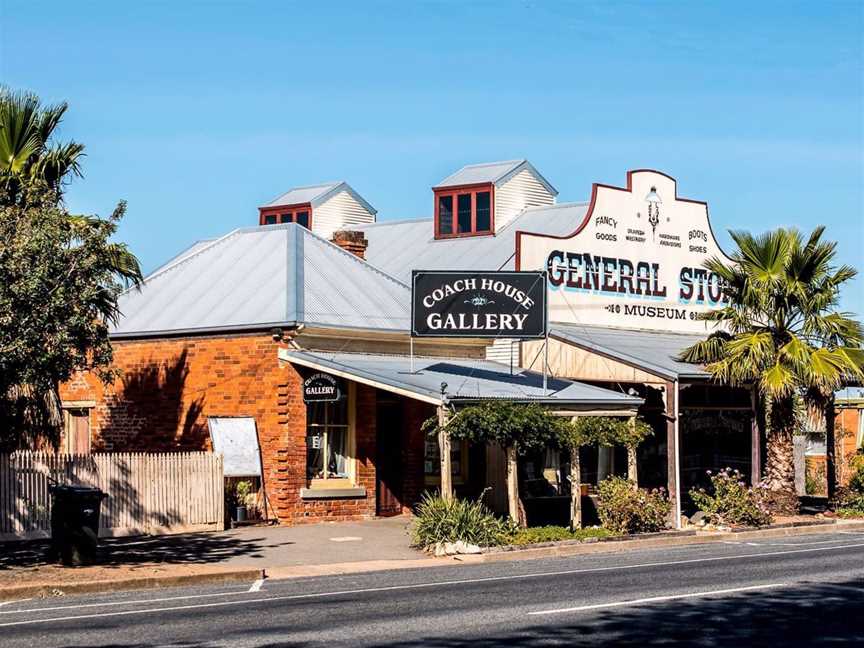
[0,452,224,541]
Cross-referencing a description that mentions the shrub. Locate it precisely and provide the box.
[504,526,614,546]
[690,468,773,527]
[847,457,864,494]
[597,476,670,534]
[411,492,515,549]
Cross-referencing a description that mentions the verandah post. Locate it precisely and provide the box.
[437,406,453,501]
[627,416,638,486]
[569,417,582,530]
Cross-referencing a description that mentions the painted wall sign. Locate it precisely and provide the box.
[411,270,547,338]
[303,373,341,403]
[516,170,731,333]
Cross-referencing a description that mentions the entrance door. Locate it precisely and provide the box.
[376,399,403,516]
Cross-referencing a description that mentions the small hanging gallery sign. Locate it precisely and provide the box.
[411,270,547,338]
[303,373,341,403]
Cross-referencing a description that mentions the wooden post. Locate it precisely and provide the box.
[665,382,680,529]
[505,445,521,526]
[627,416,638,486]
[750,386,762,486]
[437,406,453,501]
[570,446,582,531]
[825,393,837,501]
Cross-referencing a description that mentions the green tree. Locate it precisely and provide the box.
[424,402,566,526]
[681,227,863,511]
[0,87,142,451]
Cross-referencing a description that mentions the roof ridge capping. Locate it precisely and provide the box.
[434,159,557,196]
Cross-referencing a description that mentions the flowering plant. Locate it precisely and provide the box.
[690,468,773,527]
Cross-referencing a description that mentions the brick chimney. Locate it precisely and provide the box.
[331,230,368,259]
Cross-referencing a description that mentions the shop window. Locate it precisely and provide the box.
[63,408,91,454]
[424,438,468,485]
[306,394,350,482]
[435,188,493,238]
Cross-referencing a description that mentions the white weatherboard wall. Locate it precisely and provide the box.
[313,190,376,240]
[495,168,556,231]
[485,337,518,365]
[517,170,732,334]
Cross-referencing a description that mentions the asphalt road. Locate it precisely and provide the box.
[2,530,864,647]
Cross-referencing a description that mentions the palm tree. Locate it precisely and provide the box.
[681,227,863,511]
[0,86,84,202]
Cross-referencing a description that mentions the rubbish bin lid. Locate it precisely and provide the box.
[49,484,106,497]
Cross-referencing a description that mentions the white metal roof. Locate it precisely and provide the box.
[434,159,557,195]
[280,349,643,411]
[112,223,409,337]
[550,323,710,380]
[260,181,377,214]
[352,201,588,284]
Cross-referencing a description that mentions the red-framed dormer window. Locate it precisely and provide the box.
[259,204,312,229]
[433,184,494,239]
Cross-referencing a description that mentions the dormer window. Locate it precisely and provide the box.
[259,205,311,229]
[434,187,493,238]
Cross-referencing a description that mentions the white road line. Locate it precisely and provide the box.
[248,579,264,593]
[0,599,31,608]
[528,583,787,616]
[0,589,254,615]
[2,541,863,628]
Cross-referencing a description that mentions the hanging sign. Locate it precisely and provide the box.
[303,373,341,403]
[411,270,547,338]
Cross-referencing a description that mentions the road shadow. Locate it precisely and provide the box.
[42,577,864,647]
[0,531,292,570]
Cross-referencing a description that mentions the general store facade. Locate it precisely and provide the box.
[60,161,773,527]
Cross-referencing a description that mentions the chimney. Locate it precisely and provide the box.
[331,230,368,259]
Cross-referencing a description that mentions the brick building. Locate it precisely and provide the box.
[63,162,827,527]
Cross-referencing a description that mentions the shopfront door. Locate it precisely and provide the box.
[376,399,403,516]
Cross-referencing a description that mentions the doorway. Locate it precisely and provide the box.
[376,397,403,516]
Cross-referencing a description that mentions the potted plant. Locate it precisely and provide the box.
[233,480,254,522]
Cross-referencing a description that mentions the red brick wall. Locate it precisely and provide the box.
[58,333,381,525]
[401,398,435,513]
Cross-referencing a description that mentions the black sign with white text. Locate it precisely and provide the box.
[303,373,341,403]
[411,271,547,338]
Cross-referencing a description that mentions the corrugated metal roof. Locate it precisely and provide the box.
[352,202,589,284]
[550,323,710,380]
[434,159,557,195]
[112,223,409,337]
[259,181,377,215]
[280,349,643,410]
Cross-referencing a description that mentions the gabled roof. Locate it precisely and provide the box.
[434,159,558,195]
[112,223,409,338]
[550,323,710,381]
[352,201,589,284]
[260,181,377,214]
[280,349,643,411]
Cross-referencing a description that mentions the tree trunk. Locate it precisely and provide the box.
[505,445,524,527]
[761,396,798,514]
[569,447,582,531]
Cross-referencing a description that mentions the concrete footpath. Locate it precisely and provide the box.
[2,516,863,601]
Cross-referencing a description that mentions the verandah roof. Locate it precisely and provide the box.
[279,349,642,413]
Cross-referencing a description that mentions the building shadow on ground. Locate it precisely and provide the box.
[43,577,864,647]
[0,531,293,570]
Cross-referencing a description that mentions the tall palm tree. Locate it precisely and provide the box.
[0,86,84,202]
[681,227,863,511]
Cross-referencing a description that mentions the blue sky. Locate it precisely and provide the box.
[2,1,862,314]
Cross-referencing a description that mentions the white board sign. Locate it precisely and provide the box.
[208,417,262,477]
[517,170,731,333]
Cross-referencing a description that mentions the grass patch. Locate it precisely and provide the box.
[503,526,615,546]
